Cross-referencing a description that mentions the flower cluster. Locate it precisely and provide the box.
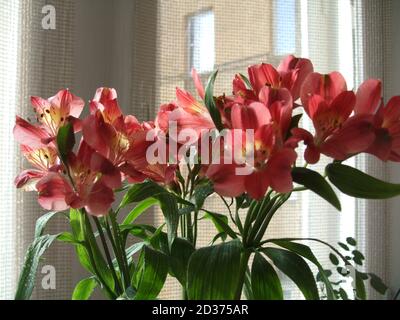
[14,55,400,214]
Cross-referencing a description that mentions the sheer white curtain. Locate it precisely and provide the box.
[0,0,76,300]
[0,0,397,300]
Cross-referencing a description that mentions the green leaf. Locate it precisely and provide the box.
[251,252,283,300]
[368,273,388,295]
[122,197,159,225]
[329,253,340,266]
[292,167,341,211]
[57,232,82,245]
[34,211,58,238]
[187,240,242,300]
[204,70,223,131]
[352,250,365,266]
[355,270,367,300]
[238,73,253,89]
[72,278,98,300]
[270,240,336,300]
[56,123,75,164]
[338,242,350,251]
[326,163,400,199]
[202,210,237,239]
[134,246,169,300]
[169,238,195,286]
[346,237,357,246]
[192,182,214,209]
[120,181,179,247]
[15,234,58,300]
[69,209,114,292]
[262,247,320,300]
[339,288,349,300]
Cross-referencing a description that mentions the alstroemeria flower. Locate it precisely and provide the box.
[155,103,179,133]
[354,79,400,161]
[172,87,215,137]
[124,123,177,184]
[244,125,297,199]
[31,89,84,142]
[84,88,176,185]
[206,126,297,200]
[14,116,52,149]
[246,55,313,100]
[35,140,120,215]
[82,87,141,180]
[14,116,62,191]
[65,141,119,215]
[291,72,375,164]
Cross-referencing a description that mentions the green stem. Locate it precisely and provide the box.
[80,210,116,299]
[108,214,130,289]
[245,196,278,246]
[253,197,289,245]
[234,250,251,300]
[92,216,122,295]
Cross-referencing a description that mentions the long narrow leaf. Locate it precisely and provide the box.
[270,240,336,300]
[262,247,320,300]
[292,167,341,211]
[187,240,242,300]
[15,235,58,300]
[251,252,283,300]
[326,163,400,199]
[134,246,169,300]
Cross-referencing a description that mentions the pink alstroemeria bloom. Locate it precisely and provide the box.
[247,55,313,101]
[244,125,297,200]
[84,88,176,185]
[13,116,62,191]
[82,87,142,180]
[31,89,84,143]
[206,126,297,200]
[354,79,400,161]
[291,72,375,164]
[172,87,215,136]
[64,141,119,216]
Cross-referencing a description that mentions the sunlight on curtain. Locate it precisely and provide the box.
[0,0,20,299]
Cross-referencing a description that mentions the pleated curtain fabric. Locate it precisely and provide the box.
[0,0,75,299]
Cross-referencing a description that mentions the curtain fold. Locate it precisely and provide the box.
[0,0,76,299]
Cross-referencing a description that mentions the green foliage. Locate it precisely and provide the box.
[204,70,223,131]
[251,252,283,300]
[327,163,400,199]
[187,240,242,300]
[292,167,341,211]
[56,123,75,164]
[262,247,320,300]
[72,278,98,300]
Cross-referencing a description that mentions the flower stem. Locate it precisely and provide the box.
[80,210,116,299]
[92,216,122,295]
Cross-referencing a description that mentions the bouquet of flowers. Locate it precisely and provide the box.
[14,55,398,300]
